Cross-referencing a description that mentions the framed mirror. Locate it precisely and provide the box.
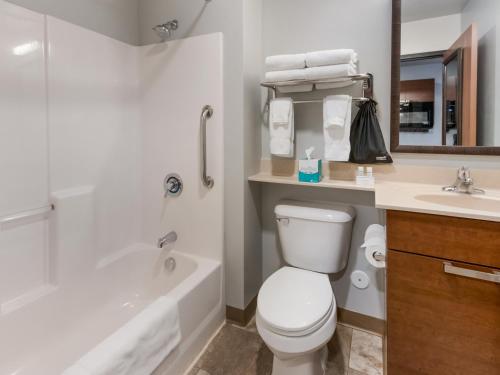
[391,0,500,155]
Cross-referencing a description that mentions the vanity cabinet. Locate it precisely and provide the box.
[386,210,500,375]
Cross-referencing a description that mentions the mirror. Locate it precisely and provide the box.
[391,0,500,154]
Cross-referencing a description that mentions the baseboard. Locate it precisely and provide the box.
[226,296,257,326]
[338,307,386,336]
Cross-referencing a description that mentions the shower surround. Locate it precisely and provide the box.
[0,2,224,374]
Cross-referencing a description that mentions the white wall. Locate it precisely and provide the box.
[401,13,462,55]
[5,0,140,45]
[139,33,224,262]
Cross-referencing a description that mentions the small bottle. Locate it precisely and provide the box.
[356,166,368,185]
[366,167,375,185]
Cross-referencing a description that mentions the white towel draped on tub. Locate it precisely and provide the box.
[63,297,181,375]
[324,95,352,161]
[269,98,294,157]
[306,49,358,67]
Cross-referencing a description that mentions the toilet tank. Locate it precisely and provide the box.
[275,200,355,273]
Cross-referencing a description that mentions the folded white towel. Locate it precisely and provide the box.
[305,64,357,81]
[324,96,352,161]
[278,84,314,93]
[306,49,358,67]
[316,80,355,90]
[270,98,294,157]
[266,54,307,71]
[63,297,181,375]
[324,95,351,128]
[265,69,307,83]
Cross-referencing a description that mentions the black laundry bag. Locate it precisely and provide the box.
[349,99,393,164]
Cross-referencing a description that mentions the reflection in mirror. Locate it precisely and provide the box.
[399,0,499,148]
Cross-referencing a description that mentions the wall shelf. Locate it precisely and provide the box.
[248,172,375,192]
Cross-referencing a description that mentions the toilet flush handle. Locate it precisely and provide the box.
[276,217,289,225]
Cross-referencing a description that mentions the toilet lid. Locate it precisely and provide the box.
[257,267,333,335]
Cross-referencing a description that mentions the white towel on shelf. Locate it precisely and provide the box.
[265,68,307,83]
[316,80,355,90]
[324,95,351,128]
[278,84,314,93]
[269,98,294,157]
[324,96,352,161]
[305,63,357,81]
[266,53,307,71]
[63,297,181,375]
[306,49,358,67]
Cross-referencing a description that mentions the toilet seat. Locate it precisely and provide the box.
[257,267,333,337]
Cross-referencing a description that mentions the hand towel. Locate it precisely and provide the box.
[265,69,307,83]
[266,53,307,71]
[270,98,294,157]
[63,297,181,375]
[324,95,351,128]
[306,49,358,67]
[305,63,357,81]
[324,96,352,161]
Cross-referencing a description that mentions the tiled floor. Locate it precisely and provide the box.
[188,318,384,375]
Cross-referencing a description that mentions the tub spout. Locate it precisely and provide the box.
[158,231,177,248]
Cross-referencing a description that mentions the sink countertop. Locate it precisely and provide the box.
[375,181,500,223]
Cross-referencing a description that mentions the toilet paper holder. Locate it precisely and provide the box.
[372,251,386,262]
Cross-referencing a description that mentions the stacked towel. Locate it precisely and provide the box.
[63,297,181,375]
[323,95,352,161]
[264,49,359,93]
[266,54,306,71]
[306,49,358,67]
[269,98,294,157]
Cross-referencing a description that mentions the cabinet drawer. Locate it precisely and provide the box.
[387,210,500,268]
[387,250,500,375]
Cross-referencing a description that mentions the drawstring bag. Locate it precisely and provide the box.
[349,99,393,164]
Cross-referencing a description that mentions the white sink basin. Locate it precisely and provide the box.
[414,193,500,213]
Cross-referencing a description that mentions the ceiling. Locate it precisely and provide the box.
[402,0,470,23]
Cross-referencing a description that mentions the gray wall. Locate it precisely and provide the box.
[139,0,263,310]
[461,0,500,146]
[6,0,140,45]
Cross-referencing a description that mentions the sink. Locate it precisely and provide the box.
[414,193,500,213]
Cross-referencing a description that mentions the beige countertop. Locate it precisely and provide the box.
[249,170,500,222]
[375,181,500,223]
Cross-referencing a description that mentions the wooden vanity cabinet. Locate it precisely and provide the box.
[386,210,500,375]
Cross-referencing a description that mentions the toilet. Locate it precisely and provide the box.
[256,200,355,375]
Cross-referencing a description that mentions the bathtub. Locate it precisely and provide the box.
[0,244,224,375]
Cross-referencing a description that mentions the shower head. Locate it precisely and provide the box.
[153,20,179,41]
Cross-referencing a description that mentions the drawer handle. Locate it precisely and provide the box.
[443,262,500,284]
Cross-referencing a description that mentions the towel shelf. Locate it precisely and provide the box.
[261,73,374,101]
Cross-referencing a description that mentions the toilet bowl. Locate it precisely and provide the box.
[256,201,355,375]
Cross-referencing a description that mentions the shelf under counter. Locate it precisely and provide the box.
[248,172,375,192]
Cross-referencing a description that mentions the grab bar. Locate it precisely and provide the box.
[200,105,214,189]
[0,204,54,226]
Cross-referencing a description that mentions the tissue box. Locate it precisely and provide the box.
[298,159,322,183]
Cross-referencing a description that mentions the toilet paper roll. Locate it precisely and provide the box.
[365,246,386,269]
[362,224,386,269]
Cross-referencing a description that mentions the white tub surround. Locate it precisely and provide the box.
[0,2,224,375]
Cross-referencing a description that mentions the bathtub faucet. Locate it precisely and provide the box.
[157,231,178,248]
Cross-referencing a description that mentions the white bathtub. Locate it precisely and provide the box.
[0,244,224,375]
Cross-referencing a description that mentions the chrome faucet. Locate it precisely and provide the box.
[157,231,178,248]
[442,166,485,195]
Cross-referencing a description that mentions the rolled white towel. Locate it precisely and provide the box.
[305,64,357,81]
[265,69,307,83]
[266,54,306,71]
[306,49,358,67]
